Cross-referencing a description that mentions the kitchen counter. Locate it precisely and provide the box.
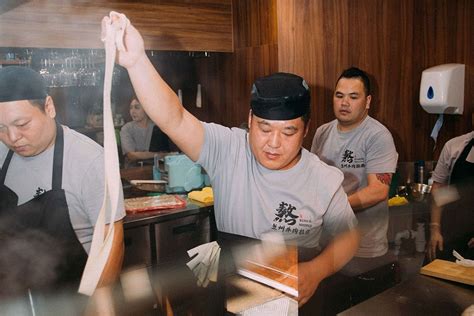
[121,172,214,228]
[387,199,431,243]
[122,187,215,269]
[124,197,213,229]
[339,274,474,315]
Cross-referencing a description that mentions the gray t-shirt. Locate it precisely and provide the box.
[120,120,154,155]
[311,116,398,257]
[0,126,126,253]
[432,131,474,185]
[197,122,357,249]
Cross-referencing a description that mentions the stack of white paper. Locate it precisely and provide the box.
[240,296,298,316]
[186,241,221,287]
[453,250,474,267]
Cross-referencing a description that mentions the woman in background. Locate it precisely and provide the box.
[120,97,174,167]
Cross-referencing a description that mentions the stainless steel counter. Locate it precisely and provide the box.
[339,274,474,315]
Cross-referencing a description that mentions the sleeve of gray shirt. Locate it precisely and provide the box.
[120,123,136,155]
[365,130,398,174]
[310,125,324,153]
[79,151,125,225]
[322,185,358,237]
[197,122,236,179]
[431,142,452,184]
[0,142,7,165]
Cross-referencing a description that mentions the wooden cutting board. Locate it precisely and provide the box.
[420,259,474,285]
[236,245,298,297]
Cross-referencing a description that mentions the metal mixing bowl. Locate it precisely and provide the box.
[408,183,432,201]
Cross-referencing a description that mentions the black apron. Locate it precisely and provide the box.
[450,137,474,185]
[0,123,88,298]
[149,125,171,153]
[437,137,474,260]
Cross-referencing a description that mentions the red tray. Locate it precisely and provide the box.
[125,195,186,214]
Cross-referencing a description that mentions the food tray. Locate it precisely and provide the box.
[130,180,167,192]
[125,194,186,214]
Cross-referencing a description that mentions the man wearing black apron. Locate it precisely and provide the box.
[428,131,474,261]
[0,123,88,295]
[0,67,125,309]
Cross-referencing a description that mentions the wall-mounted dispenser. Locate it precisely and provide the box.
[419,63,465,114]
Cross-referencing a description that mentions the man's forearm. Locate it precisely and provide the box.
[127,55,181,134]
[97,221,124,287]
[309,228,360,280]
[348,184,389,212]
[349,173,391,212]
[430,182,445,230]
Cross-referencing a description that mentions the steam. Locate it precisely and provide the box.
[0,219,63,298]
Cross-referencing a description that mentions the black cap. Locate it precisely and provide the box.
[250,72,310,120]
[0,66,48,102]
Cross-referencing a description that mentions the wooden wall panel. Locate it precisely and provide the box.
[216,0,279,128]
[3,0,470,163]
[193,0,279,128]
[412,0,473,160]
[233,0,278,48]
[277,0,472,161]
[0,0,232,52]
[277,0,350,150]
[188,53,228,124]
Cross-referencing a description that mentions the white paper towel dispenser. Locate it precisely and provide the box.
[419,63,465,114]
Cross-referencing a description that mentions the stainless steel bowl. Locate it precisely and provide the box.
[408,183,432,201]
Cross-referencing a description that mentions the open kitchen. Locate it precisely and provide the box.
[0,1,473,315]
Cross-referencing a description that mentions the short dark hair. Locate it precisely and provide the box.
[0,66,48,102]
[130,95,139,104]
[28,98,47,112]
[337,67,371,96]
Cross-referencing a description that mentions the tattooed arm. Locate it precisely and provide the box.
[348,173,392,212]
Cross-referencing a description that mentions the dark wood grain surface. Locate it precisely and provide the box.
[193,0,279,129]
[2,0,471,162]
[277,0,473,161]
[188,0,472,161]
[0,0,232,52]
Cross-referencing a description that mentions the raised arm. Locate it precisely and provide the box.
[103,16,204,161]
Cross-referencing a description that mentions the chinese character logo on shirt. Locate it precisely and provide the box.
[340,149,365,169]
[274,201,298,225]
[341,150,354,163]
[34,187,46,198]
